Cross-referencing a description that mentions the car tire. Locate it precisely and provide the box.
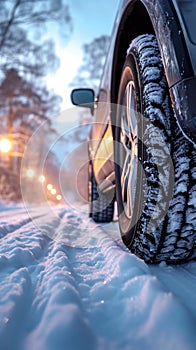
[115,34,196,263]
[89,162,114,223]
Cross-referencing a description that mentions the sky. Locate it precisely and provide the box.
[46,0,120,113]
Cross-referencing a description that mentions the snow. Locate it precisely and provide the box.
[0,202,196,350]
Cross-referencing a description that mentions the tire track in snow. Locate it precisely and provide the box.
[0,207,67,350]
[0,205,196,350]
[0,213,32,239]
[64,225,151,350]
[22,209,97,350]
[58,211,196,350]
[0,207,66,270]
[0,207,59,240]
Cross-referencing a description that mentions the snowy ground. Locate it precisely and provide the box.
[0,202,195,350]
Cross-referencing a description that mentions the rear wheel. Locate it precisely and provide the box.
[89,162,114,223]
[115,34,196,263]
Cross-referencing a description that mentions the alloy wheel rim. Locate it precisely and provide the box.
[119,81,138,219]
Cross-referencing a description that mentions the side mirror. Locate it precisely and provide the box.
[71,88,95,114]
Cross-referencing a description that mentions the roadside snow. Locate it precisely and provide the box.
[0,203,195,350]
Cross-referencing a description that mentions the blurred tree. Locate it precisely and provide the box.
[0,0,72,43]
[0,68,60,171]
[70,35,110,93]
[0,68,61,122]
[0,0,72,80]
[0,1,72,202]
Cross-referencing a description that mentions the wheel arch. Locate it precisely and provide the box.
[110,1,154,114]
[110,0,196,143]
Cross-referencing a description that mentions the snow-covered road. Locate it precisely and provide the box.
[0,203,195,350]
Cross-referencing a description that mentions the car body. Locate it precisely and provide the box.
[71,0,196,263]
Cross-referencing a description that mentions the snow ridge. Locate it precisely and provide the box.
[0,204,195,350]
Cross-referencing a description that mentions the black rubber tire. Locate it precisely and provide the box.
[89,162,114,223]
[115,34,196,263]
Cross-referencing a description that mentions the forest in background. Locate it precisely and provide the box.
[0,0,109,203]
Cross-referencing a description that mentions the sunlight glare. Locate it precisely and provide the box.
[0,138,12,153]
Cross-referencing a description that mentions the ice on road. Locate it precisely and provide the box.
[0,203,195,350]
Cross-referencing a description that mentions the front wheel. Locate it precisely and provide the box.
[115,34,196,263]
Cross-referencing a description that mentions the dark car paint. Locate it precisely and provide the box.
[110,0,196,144]
[72,0,196,191]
